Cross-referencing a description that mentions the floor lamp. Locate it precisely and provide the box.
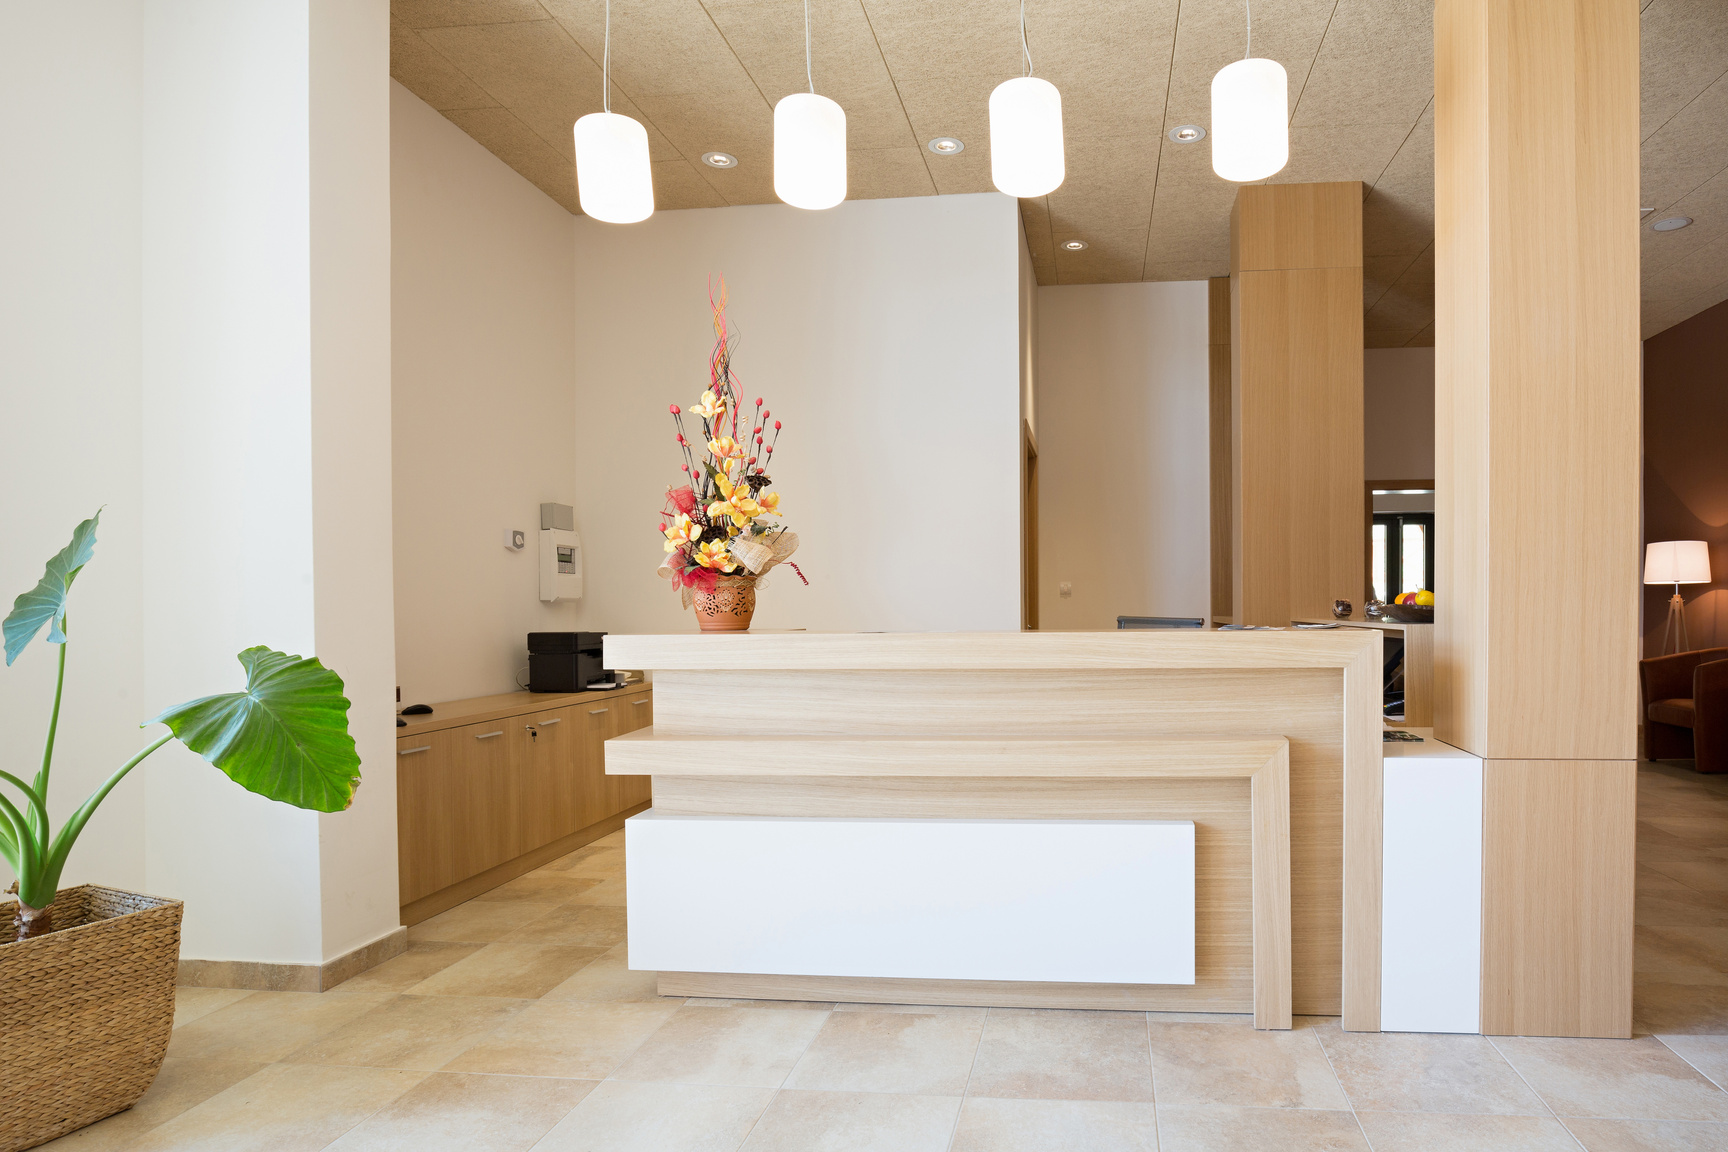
[1645,540,1712,655]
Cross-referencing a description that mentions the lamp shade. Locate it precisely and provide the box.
[774,93,847,210]
[574,112,654,224]
[1210,57,1289,182]
[1645,540,1712,585]
[989,76,1065,197]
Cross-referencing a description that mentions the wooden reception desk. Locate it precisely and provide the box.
[604,631,1384,1031]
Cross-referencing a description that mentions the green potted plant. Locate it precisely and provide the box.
[0,512,363,1152]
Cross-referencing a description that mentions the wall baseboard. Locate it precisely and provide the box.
[177,926,409,993]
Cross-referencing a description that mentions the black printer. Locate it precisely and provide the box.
[527,631,608,692]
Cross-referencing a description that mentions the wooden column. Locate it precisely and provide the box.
[1209,277,1232,622]
[1230,182,1365,626]
[1435,0,1640,1037]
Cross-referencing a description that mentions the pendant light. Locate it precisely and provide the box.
[1210,0,1288,182]
[989,0,1064,198]
[774,0,846,210]
[573,0,654,223]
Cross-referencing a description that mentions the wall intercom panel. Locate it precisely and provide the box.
[539,502,582,602]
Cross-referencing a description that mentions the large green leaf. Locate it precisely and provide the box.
[149,647,361,813]
[4,511,100,666]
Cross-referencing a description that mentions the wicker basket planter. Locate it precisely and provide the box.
[0,886,183,1152]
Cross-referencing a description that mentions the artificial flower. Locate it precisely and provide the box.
[691,390,726,420]
[662,514,700,552]
[707,435,745,465]
[757,491,781,516]
[693,539,737,571]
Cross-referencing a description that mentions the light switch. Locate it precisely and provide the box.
[504,529,526,551]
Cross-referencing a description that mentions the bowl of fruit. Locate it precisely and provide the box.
[1378,589,1434,622]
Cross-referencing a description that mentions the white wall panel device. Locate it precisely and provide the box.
[1381,730,1484,1033]
[626,811,1196,985]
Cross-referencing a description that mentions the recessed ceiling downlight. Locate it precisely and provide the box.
[1653,216,1693,232]
[1061,239,1088,251]
[702,151,738,168]
[1169,124,1205,143]
[928,137,965,155]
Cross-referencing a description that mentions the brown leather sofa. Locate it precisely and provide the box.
[1640,647,1728,773]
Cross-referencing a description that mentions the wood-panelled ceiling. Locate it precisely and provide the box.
[392,0,1728,344]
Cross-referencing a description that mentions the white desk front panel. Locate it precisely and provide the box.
[626,811,1196,985]
[1381,731,1484,1033]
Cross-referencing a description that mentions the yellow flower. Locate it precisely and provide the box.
[756,491,781,516]
[691,390,727,421]
[707,436,745,465]
[662,514,699,552]
[693,539,736,571]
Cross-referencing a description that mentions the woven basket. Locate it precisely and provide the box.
[0,885,183,1152]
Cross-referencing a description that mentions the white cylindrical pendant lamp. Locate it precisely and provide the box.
[774,93,847,210]
[573,111,654,223]
[989,76,1064,197]
[1210,57,1289,182]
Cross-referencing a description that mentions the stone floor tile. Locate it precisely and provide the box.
[949,1097,1160,1151]
[532,1079,772,1152]
[1354,1110,1581,1150]
[740,1089,960,1151]
[1315,1028,1545,1114]
[1154,1104,1370,1151]
[1563,1116,1728,1150]
[165,989,393,1064]
[171,986,254,1029]
[323,1070,593,1151]
[542,943,679,1003]
[685,998,837,1010]
[610,1004,831,1087]
[328,942,487,995]
[1491,1035,1728,1120]
[1148,1019,1348,1109]
[784,1009,985,1095]
[405,942,608,998]
[967,1008,1154,1102]
[406,899,562,943]
[546,845,624,879]
[469,871,604,904]
[566,876,629,905]
[1659,1034,1728,1090]
[496,903,628,947]
[127,1063,426,1152]
[38,1057,268,1151]
[281,993,527,1070]
[444,998,682,1078]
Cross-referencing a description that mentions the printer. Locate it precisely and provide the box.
[527,631,609,693]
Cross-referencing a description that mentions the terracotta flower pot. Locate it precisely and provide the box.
[693,574,757,632]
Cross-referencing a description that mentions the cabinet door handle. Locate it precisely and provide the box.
[398,745,431,756]
[588,708,609,715]
[475,730,504,739]
[632,699,649,706]
[535,717,562,726]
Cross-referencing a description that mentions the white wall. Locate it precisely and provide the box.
[568,193,1025,636]
[1365,347,1436,483]
[1036,282,1211,630]
[390,82,579,705]
[0,6,148,894]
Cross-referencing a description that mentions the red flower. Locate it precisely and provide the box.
[774,420,782,430]
[669,404,681,414]
[755,397,763,406]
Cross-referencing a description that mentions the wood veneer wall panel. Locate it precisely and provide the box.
[1232,260,1366,625]
[1233,182,1364,272]
[1480,760,1636,1038]
[653,667,1345,1015]
[1210,277,1233,620]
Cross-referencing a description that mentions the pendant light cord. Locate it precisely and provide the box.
[804,0,814,93]
[1020,0,1033,76]
[1244,0,1252,60]
[603,0,612,112]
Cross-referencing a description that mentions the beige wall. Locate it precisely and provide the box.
[567,193,1025,638]
[1036,281,1212,630]
[390,82,580,705]
[1365,347,1436,484]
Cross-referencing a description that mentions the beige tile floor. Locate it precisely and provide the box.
[41,760,1728,1151]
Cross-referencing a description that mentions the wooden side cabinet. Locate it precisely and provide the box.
[396,686,652,925]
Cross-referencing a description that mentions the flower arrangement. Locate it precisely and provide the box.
[657,279,801,618]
